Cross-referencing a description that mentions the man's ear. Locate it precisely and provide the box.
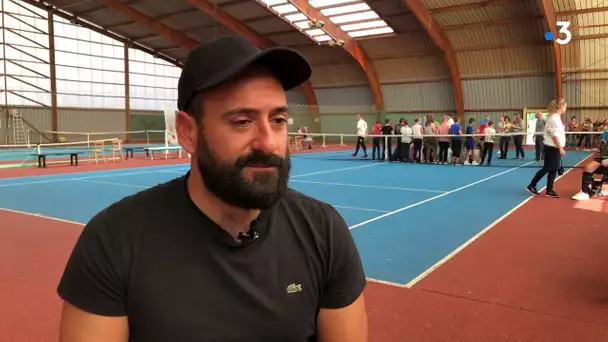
[176,111,197,155]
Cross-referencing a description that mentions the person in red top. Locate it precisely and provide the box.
[479,114,489,140]
[371,120,382,160]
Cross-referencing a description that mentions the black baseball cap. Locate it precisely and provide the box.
[177,35,312,111]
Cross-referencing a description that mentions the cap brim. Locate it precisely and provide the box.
[193,47,312,94]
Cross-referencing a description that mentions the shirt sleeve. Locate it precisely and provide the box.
[57,210,129,317]
[320,207,366,309]
[545,117,557,137]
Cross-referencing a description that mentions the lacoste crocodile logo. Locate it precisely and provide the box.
[286,283,303,294]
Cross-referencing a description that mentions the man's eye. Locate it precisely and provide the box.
[234,120,251,127]
[272,118,287,125]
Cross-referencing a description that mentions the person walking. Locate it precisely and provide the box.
[526,98,568,198]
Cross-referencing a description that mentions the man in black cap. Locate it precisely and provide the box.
[57,35,367,341]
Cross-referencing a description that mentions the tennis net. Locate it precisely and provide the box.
[289,131,606,169]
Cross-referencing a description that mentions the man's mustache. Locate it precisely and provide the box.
[234,150,284,168]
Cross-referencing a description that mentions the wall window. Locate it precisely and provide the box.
[53,16,125,109]
[0,0,51,106]
[128,48,180,111]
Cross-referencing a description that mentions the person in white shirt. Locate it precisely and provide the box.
[527,98,568,198]
[400,120,413,161]
[352,114,368,158]
[479,121,496,166]
[411,118,424,163]
[447,114,455,127]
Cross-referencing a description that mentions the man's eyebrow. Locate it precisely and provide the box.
[221,108,257,119]
[272,106,289,114]
[221,106,289,119]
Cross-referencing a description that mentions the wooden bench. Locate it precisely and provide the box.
[123,146,150,159]
[143,146,183,160]
[30,151,84,168]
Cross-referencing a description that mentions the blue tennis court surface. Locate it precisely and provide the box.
[0,143,168,163]
[0,150,592,286]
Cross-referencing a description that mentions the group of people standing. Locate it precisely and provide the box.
[353,113,500,166]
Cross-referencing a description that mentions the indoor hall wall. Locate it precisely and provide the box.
[130,111,164,142]
[57,109,126,142]
[286,90,315,135]
[0,106,52,145]
[381,82,456,113]
[462,76,555,111]
[314,87,376,141]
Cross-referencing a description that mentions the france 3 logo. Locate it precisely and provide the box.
[544,21,572,45]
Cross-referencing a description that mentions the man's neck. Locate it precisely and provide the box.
[187,168,260,239]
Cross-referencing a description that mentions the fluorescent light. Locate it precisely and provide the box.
[330,11,378,24]
[314,35,333,42]
[260,0,287,5]
[305,29,325,36]
[348,26,394,37]
[309,0,357,7]
[293,20,310,29]
[340,20,387,31]
[321,3,370,16]
[285,13,307,21]
[272,4,298,14]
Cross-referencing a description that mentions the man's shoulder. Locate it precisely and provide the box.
[89,175,186,231]
[281,188,339,219]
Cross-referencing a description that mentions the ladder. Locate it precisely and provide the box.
[10,109,27,146]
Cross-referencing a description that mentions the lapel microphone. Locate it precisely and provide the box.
[237,229,259,244]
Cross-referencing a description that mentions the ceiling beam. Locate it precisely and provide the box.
[402,0,464,121]
[96,0,198,49]
[287,0,385,114]
[21,0,183,67]
[538,0,562,98]
[187,0,320,117]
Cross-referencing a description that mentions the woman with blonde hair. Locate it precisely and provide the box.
[511,114,525,160]
[527,98,568,198]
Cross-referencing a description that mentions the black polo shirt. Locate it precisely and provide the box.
[57,172,366,342]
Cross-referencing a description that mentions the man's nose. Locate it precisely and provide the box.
[250,121,277,153]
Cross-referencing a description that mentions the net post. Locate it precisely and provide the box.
[340,134,345,146]
[146,130,150,144]
[321,134,326,148]
[87,133,90,149]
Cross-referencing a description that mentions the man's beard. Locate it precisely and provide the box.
[195,135,291,210]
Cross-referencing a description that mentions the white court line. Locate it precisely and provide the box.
[0,166,190,188]
[0,169,176,188]
[290,180,446,193]
[332,205,389,213]
[158,170,188,175]
[404,155,591,288]
[348,160,537,230]
[74,179,148,189]
[0,207,85,226]
[291,162,386,178]
[0,162,190,180]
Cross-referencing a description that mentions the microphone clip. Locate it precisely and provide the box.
[237,229,259,244]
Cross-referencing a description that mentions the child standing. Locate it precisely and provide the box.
[464,118,477,165]
[480,121,496,166]
[371,120,382,160]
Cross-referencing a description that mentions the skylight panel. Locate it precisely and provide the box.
[340,20,387,31]
[273,4,298,14]
[285,13,307,22]
[260,0,288,5]
[348,26,394,38]
[321,3,370,16]
[305,29,325,36]
[309,0,357,7]
[314,35,333,42]
[330,11,378,24]
[293,21,310,29]
[252,0,395,43]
